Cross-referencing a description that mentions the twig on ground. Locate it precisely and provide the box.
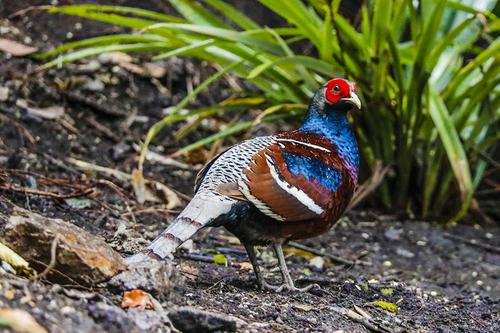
[0,179,94,199]
[330,306,391,333]
[8,5,51,19]
[443,232,500,254]
[30,234,61,281]
[288,241,354,266]
[62,91,127,117]
[66,157,131,182]
[121,207,178,217]
[1,169,81,189]
[180,253,241,268]
[0,113,35,144]
[87,117,120,142]
[132,144,193,170]
[42,153,81,175]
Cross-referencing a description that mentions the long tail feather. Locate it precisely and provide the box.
[126,194,231,264]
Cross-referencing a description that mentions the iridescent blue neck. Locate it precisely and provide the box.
[299,104,360,173]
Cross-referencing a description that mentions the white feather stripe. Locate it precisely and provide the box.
[276,138,331,152]
[265,157,325,215]
[238,177,285,221]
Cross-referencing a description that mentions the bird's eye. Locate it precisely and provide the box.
[332,85,340,93]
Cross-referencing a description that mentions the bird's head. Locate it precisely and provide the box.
[311,78,361,113]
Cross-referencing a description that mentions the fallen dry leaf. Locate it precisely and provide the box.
[0,38,38,56]
[131,169,148,204]
[0,308,47,333]
[151,180,182,210]
[0,241,34,276]
[283,247,316,259]
[121,289,154,310]
[16,99,65,120]
[132,169,182,208]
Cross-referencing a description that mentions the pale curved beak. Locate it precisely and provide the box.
[341,91,361,110]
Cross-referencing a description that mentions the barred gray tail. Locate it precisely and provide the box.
[126,194,232,265]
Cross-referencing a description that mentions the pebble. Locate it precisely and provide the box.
[309,256,325,271]
[383,260,393,267]
[77,60,101,73]
[384,227,403,241]
[396,247,415,258]
[0,86,9,101]
[82,79,105,92]
[168,306,246,332]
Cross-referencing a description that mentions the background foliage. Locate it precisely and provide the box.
[41,0,500,222]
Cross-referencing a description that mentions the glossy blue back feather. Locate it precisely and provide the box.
[282,152,343,192]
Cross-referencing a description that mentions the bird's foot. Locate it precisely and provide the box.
[260,281,320,293]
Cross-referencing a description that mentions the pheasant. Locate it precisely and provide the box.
[128,78,361,291]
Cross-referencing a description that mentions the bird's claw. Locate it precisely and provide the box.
[260,281,320,293]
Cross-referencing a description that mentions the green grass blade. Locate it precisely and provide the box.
[428,86,472,223]
[247,55,336,79]
[428,17,476,69]
[168,0,228,27]
[49,4,184,23]
[201,0,261,30]
[39,43,171,70]
[177,111,302,154]
[443,39,500,100]
[38,34,169,59]
[138,60,243,169]
[445,1,497,19]
[153,39,216,60]
[143,23,282,54]
[258,0,322,48]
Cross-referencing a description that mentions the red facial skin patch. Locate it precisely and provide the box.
[325,79,351,103]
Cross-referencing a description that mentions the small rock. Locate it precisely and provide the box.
[77,60,101,73]
[168,307,245,333]
[308,256,325,271]
[0,86,9,101]
[82,79,105,92]
[396,247,415,258]
[127,308,169,332]
[1,205,126,285]
[384,227,403,241]
[88,302,139,333]
[108,260,174,299]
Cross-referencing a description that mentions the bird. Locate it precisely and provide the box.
[127,78,361,292]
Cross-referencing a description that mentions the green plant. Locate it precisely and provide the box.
[40,0,500,222]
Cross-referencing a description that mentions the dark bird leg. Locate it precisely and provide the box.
[244,244,265,289]
[271,243,320,292]
[244,243,289,291]
[244,243,319,292]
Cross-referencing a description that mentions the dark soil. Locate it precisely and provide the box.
[0,2,499,332]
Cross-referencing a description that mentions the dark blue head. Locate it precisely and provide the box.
[300,78,361,172]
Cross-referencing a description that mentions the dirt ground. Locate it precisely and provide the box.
[0,2,499,332]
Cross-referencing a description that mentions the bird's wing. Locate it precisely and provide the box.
[194,148,228,193]
[238,132,348,222]
[194,135,277,195]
